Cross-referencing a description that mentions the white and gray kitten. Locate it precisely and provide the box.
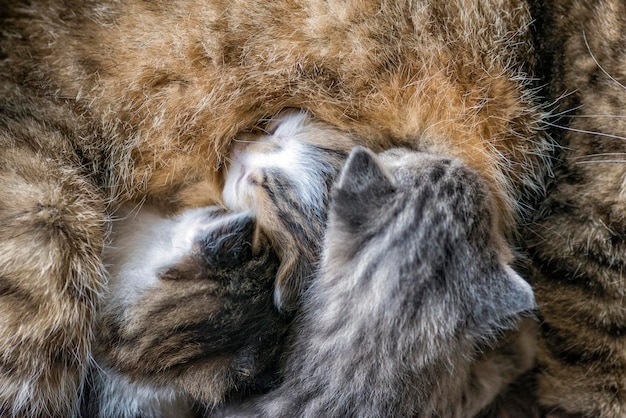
[223,109,355,311]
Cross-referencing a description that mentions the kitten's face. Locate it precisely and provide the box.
[222,110,355,310]
[223,109,354,217]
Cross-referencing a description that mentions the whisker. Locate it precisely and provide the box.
[550,103,583,119]
[568,114,626,119]
[573,160,626,164]
[232,138,258,144]
[571,153,626,159]
[583,31,626,92]
[545,121,626,141]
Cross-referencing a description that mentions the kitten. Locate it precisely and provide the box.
[83,206,289,417]
[223,109,355,311]
[219,146,536,418]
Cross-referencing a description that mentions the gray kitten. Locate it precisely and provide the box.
[219,147,536,418]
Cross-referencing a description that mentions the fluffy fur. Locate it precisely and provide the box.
[218,147,536,417]
[85,112,351,416]
[222,110,354,310]
[84,206,289,417]
[1,0,552,222]
[526,1,626,416]
[223,109,354,309]
[93,111,538,417]
[0,0,554,415]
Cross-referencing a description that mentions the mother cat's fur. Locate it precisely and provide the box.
[0,0,552,416]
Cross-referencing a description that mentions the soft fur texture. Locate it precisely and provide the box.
[86,113,352,417]
[86,206,289,417]
[527,1,626,417]
[223,110,354,310]
[1,0,552,221]
[0,0,554,416]
[218,147,536,417]
[218,113,538,417]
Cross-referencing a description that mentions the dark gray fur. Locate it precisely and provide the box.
[218,147,536,418]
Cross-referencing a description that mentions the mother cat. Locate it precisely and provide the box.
[0,0,552,416]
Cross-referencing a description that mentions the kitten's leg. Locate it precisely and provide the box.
[0,146,106,417]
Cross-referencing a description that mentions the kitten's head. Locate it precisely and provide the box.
[222,109,355,311]
[327,147,535,333]
[99,207,289,406]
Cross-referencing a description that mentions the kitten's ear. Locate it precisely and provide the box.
[498,266,536,318]
[332,147,396,223]
[198,211,256,269]
[336,146,395,194]
[473,265,536,332]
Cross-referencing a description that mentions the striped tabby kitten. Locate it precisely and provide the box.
[221,143,536,417]
[223,109,355,311]
[84,206,289,417]
[527,1,626,416]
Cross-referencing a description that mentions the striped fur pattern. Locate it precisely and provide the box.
[85,206,289,417]
[527,1,626,417]
[0,88,107,417]
[223,110,354,311]
[219,147,537,418]
[0,0,555,415]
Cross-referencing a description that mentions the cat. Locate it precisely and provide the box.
[523,1,626,417]
[0,0,554,415]
[83,205,289,418]
[218,146,537,418]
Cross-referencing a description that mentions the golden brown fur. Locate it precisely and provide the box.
[0,0,553,415]
[4,0,551,224]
